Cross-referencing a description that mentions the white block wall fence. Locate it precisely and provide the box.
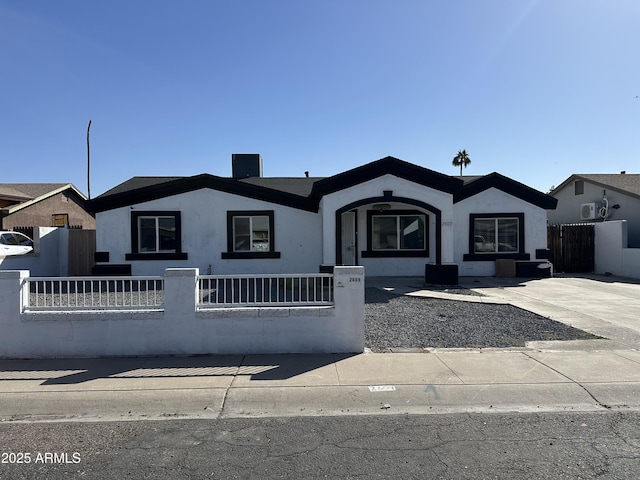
[0,267,365,358]
[594,220,640,280]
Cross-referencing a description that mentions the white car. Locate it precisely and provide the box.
[0,231,34,256]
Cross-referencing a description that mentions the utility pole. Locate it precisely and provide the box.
[87,120,92,199]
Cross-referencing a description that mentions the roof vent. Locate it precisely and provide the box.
[232,154,263,179]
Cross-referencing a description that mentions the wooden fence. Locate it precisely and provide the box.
[10,226,96,276]
[68,229,96,276]
[548,224,595,273]
[11,226,34,241]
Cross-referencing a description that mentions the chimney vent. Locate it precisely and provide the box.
[232,154,263,179]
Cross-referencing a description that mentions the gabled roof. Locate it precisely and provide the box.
[239,177,322,197]
[98,177,184,197]
[455,172,558,209]
[87,156,557,213]
[0,185,33,202]
[0,183,87,215]
[552,174,640,200]
[310,156,463,198]
[88,174,319,213]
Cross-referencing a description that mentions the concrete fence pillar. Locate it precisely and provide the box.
[163,268,199,319]
[0,270,29,324]
[332,266,365,352]
[594,221,626,276]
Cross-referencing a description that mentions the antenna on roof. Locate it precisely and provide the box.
[87,120,92,199]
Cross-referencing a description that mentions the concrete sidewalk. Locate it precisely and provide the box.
[1,273,639,422]
[2,348,640,422]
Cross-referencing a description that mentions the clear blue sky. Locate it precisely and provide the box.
[2,0,639,198]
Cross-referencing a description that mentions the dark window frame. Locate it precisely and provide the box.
[222,210,281,259]
[463,212,529,261]
[126,210,188,261]
[362,209,430,258]
[575,180,584,195]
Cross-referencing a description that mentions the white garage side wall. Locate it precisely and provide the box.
[454,188,550,276]
[319,174,455,275]
[96,189,323,276]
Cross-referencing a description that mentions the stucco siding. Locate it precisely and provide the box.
[94,173,553,278]
[2,192,95,229]
[351,202,437,276]
[96,188,322,276]
[320,174,455,274]
[454,188,550,276]
[549,180,640,247]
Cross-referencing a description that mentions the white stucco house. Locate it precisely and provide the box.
[548,173,640,247]
[87,155,557,281]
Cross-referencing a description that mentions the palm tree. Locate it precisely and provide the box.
[452,149,471,176]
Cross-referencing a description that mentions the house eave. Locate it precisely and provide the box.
[2,184,87,215]
[87,174,319,213]
[551,174,640,201]
[455,172,558,210]
[310,156,463,199]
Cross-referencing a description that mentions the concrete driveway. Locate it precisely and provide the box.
[459,273,640,350]
[367,273,640,350]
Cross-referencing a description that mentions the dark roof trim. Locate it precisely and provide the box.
[87,174,318,213]
[88,157,555,214]
[455,172,558,209]
[311,156,463,199]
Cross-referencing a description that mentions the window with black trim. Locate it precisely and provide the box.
[473,217,519,253]
[126,211,187,260]
[363,210,429,258]
[222,210,281,259]
[463,213,529,261]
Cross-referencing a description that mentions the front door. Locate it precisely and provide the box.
[341,211,357,265]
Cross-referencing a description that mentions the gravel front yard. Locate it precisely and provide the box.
[365,287,600,352]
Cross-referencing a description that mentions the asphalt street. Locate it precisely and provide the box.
[1,412,639,480]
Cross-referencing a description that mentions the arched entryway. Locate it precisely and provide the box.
[334,191,443,267]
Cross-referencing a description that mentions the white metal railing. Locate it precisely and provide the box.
[24,276,164,311]
[198,274,334,307]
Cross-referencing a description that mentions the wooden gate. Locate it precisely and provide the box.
[547,224,595,273]
[68,229,96,276]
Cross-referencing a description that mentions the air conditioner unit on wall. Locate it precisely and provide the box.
[580,202,598,221]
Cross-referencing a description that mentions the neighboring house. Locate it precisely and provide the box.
[0,183,95,231]
[548,173,640,247]
[87,155,557,278]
